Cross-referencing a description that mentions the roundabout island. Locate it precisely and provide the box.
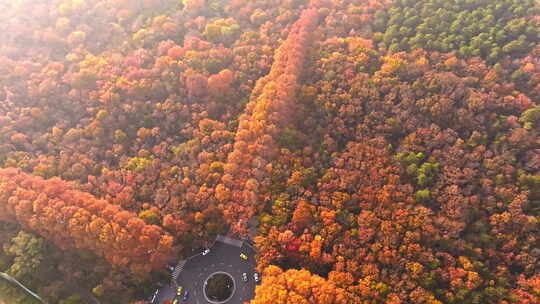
[204,272,235,303]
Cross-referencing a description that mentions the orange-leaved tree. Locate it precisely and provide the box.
[0,167,178,277]
[251,265,353,304]
[219,8,320,236]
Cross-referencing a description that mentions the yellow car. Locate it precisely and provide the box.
[240,253,248,260]
[176,286,183,296]
[172,299,178,304]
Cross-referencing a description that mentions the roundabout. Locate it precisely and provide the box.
[203,272,236,303]
[154,236,257,304]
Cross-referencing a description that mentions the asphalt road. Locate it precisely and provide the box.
[155,240,257,304]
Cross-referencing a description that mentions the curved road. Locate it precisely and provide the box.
[155,240,257,304]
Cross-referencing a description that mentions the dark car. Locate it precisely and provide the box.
[183,290,189,301]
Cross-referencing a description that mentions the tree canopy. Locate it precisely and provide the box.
[0,0,539,303]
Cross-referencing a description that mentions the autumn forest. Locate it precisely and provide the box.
[0,0,539,303]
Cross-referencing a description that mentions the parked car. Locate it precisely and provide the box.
[176,286,183,296]
[242,272,248,282]
[183,290,189,301]
[253,272,260,283]
[240,253,248,260]
[202,249,210,256]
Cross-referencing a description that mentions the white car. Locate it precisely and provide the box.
[242,273,248,282]
[202,249,210,256]
[150,289,159,303]
[253,272,260,283]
